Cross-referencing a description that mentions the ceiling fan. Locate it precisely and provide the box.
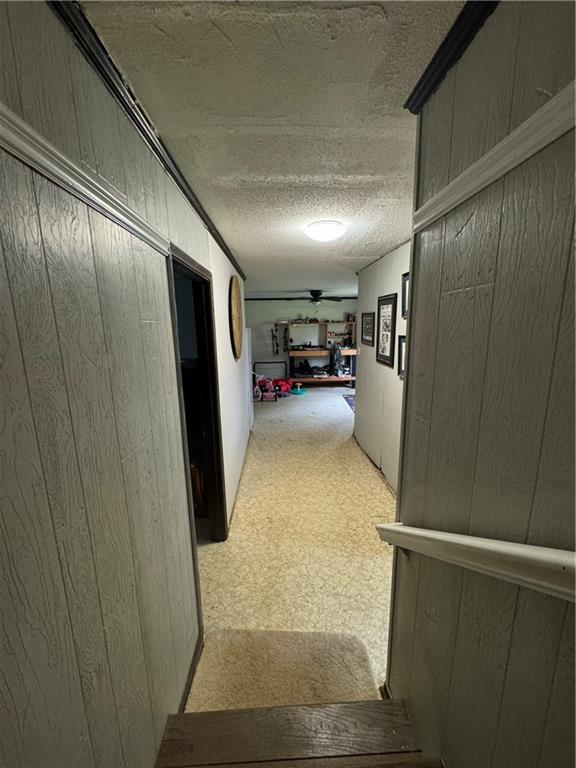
[278,289,344,304]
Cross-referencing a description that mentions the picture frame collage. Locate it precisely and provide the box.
[360,270,409,378]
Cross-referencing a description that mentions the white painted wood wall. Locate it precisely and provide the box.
[0,3,250,766]
[388,3,575,767]
[354,241,410,491]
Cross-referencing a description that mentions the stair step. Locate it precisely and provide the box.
[155,699,434,767]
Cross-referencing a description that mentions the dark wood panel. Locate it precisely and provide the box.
[417,68,455,208]
[448,2,519,181]
[173,756,442,768]
[156,701,419,767]
[468,133,575,542]
[492,591,567,768]
[424,285,493,533]
[443,572,517,768]
[510,1,575,130]
[0,164,92,767]
[528,246,575,550]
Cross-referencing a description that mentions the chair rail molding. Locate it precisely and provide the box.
[377,523,576,603]
[0,101,170,256]
[413,82,575,233]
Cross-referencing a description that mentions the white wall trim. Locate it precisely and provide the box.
[377,523,575,602]
[413,83,575,233]
[0,102,169,256]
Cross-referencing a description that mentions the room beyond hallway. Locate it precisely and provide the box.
[189,387,396,709]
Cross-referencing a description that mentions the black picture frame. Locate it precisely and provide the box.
[401,272,410,319]
[398,335,406,379]
[376,294,397,366]
[361,312,375,346]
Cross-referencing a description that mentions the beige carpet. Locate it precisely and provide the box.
[186,628,379,712]
[191,387,396,712]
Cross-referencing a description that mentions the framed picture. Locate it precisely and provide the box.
[401,272,410,319]
[376,294,397,366]
[361,312,375,346]
[398,335,406,379]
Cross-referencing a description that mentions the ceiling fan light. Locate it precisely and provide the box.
[305,220,345,242]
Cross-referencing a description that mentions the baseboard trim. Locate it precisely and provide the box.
[178,630,204,713]
[413,83,574,233]
[0,101,169,257]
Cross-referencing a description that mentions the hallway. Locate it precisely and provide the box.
[192,387,396,705]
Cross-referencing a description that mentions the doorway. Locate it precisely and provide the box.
[168,244,228,542]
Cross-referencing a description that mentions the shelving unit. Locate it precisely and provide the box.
[276,319,357,385]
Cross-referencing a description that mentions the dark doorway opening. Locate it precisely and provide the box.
[168,244,228,542]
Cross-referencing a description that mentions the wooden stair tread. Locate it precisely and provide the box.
[155,699,423,767]
[164,755,444,768]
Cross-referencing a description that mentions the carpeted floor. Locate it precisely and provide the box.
[187,628,379,712]
[188,387,396,711]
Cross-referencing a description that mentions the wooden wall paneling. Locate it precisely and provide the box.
[448,2,520,181]
[167,181,209,265]
[166,181,188,255]
[468,133,575,543]
[398,411,430,528]
[538,604,575,768]
[1,153,123,767]
[386,551,421,701]
[441,181,503,293]
[491,591,567,768]
[442,572,517,768]
[405,223,444,421]
[0,2,22,112]
[0,173,92,768]
[89,213,179,744]
[528,245,575,550]
[143,149,170,237]
[154,254,200,689]
[7,1,81,163]
[510,1,575,130]
[417,69,455,208]
[118,109,148,222]
[71,52,127,197]
[424,284,493,533]
[34,180,154,767]
[131,236,196,700]
[408,558,462,757]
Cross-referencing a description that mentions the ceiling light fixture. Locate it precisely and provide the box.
[305,220,345,242]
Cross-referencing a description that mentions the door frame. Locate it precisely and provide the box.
[167,243,229,543]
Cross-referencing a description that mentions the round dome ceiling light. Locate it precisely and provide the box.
[305,220,345,242]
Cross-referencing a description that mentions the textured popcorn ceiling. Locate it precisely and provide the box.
[84,1,461,295]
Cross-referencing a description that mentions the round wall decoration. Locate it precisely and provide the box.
[228,275,243,361]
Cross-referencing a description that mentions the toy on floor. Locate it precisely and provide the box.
[253,375,293,402]
[292,382,307,395]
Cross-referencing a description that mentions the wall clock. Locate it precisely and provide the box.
[228,275,243,360]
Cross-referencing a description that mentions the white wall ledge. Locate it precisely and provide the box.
[377,523,575,602]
